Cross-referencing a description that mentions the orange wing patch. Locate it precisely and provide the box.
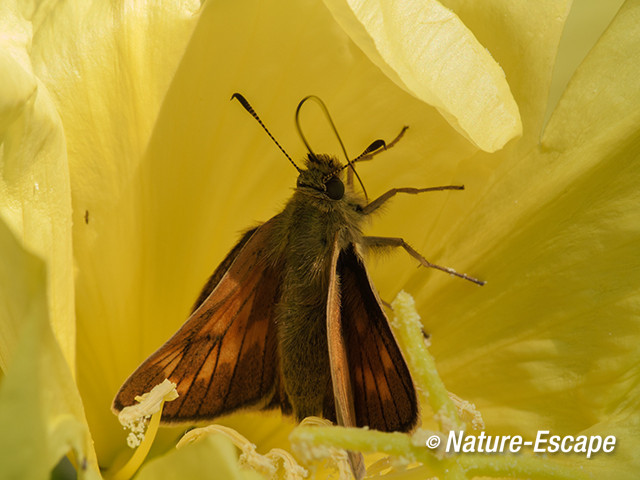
[113,219,281,423]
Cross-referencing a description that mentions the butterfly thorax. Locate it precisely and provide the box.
[272,154,367,278]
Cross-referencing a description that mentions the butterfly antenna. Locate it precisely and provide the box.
[231,93,301,173]
[295,95,368,201]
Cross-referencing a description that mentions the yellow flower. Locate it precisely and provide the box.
[1,0,637,479]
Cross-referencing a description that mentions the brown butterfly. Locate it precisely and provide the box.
[112,93,483,477]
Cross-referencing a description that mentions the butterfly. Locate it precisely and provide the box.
[112,93,483,477]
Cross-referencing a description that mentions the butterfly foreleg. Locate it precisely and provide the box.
[361,185,464,215]
[347,126,409,187]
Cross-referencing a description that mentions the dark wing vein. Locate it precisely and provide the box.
[370,311,414,400]
[220,281,260,406]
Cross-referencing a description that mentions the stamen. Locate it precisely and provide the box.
[106,379,178,480]
[448,392,485,431]
[299,417,352,479]
[178,424,309,479]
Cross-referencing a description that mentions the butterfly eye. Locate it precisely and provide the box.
[325,177,344,200]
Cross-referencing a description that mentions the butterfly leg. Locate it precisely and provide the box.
[363,236,485,286]
[347,126,409,187]
[353,126,409,164]
[361,185,464,215]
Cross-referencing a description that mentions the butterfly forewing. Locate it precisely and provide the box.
[334,243,418,432]
[112,218,282,423]
[188,227,257,313]
[326,236,356,427]
[326,237,367,480]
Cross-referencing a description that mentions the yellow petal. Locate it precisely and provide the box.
[543,0,640,151]
[396,4,640,476]
[570,414,640,479]
[428,123,640,478]
[0,218,99,479]
[28,0,202,463]
[323,0,522,152]
[545,1,625,125]
[439,0,572,146]
[136,433,263,480]
[0,0,75,370]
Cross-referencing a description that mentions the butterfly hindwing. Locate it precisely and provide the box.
[112,217,281,423]
[328,241,418,433]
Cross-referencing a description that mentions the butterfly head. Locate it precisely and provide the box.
[296,153,346,200]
